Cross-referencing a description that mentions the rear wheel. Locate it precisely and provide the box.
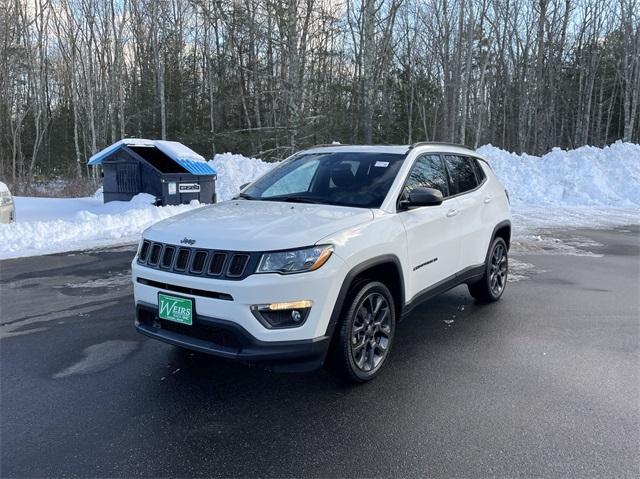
[468,237,508,302]
[327,281,396,383]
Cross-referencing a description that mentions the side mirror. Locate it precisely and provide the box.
[399,187,443,209]
[239,182,250,191]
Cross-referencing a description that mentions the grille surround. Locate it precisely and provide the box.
[137,241,257,280]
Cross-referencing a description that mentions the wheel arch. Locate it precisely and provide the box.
[325,255,405,338]
[492,220,511,250]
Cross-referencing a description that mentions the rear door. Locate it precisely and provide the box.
[443,155,486,271]
[398,154,461,301]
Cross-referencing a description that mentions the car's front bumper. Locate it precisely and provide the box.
[132,253,347,342]
[132,252,348,370]
[135,302,331,371]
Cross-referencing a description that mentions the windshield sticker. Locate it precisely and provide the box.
[374,161,389,167]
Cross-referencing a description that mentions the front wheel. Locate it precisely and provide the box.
[327,281,396,383]
[468,237,508,303]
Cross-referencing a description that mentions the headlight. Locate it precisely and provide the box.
[257,245,333,274]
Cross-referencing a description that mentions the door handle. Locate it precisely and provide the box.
[484,196,493,204]
[446,209,459,218]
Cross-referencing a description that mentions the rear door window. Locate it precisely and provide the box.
[444,155,479,195]
[472,158,486,182]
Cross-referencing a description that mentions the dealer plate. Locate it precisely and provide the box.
[158,293,193,326]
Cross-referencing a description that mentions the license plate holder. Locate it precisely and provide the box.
[158,293,194,326]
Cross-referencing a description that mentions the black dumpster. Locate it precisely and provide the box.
[88,139,217,205]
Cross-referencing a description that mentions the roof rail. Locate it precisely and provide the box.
[408,141,474,151]
[306,143,352,149]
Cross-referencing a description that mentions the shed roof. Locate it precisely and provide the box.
[87,139,217,176]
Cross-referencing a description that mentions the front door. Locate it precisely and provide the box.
[398,154,461,301]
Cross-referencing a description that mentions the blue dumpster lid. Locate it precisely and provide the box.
[87,139,217,176]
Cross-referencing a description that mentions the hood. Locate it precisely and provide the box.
[144,200,374,251]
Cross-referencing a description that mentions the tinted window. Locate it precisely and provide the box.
[404,154,449,197]
[444,155,478,194]
[472,158,486,182]
[243,152,406,208]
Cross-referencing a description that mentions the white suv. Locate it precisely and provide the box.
[132,143,511,382]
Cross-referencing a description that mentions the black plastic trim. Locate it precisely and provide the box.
[491,219,512,249]
[135,302,330,370]
[401,264,485,318]
[324,255,405,337]
[137,277,233,301]
[250,305,311,329]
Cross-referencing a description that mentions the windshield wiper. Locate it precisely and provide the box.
[264,195,325,204]
[235,192,258,200]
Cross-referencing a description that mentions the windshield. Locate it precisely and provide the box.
[242,151,406,208]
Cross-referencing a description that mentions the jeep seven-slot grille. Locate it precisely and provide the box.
[137,240,255,280]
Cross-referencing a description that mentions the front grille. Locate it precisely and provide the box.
[208,253,227,276]
[161,246,175,268]
[228,254,250,277]
[137,241,257,280]
[175,248,190,271]
[139,240,150,262]
[149,243,162,265]
[191,251,208,273]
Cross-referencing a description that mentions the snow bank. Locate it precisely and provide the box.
[479,141,640,207]
[0,144,638,260]
[1,194,203,258]
[0,153,274,259]
[208,153,274,201]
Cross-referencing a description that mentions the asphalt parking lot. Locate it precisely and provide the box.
[1,226,639,478]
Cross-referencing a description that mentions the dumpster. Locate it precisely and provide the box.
[88,139,217,205]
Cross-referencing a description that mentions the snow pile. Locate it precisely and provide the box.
[209,153,274,201]
[1,144,639,260]
[0,194,204,258]
[0,153,273,259]
[478,142,640,207]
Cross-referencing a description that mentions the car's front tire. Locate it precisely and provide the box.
[327,281,396,383]
[468,237,509,302]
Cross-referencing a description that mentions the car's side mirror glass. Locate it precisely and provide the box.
[399,187,444,209]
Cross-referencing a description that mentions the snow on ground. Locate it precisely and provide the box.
[2,194,204,259]
[0,143,638,260]
[478,141,640,255]
[0,154,275,259]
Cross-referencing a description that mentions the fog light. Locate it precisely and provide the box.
[250,300,312,328]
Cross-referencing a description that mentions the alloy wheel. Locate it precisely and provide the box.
[350,292,392,372]
[489,243,508,296]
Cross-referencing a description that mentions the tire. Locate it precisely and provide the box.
[468,237,508,303]
[327,281,396,383]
